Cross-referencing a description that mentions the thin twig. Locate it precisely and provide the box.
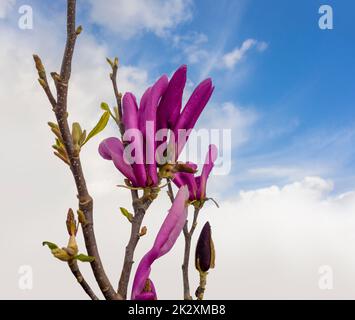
[107,52,153,299]
[35,0,120,300]
[166,180,196,299]
[182,207,200,300]
[68,260,99,300]
[109,61,125,136]
[167,179,175,203]
[118,190,152,298]
[195,271,207,300]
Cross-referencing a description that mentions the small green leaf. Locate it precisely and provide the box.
[120,207,133,222]
[72,122,83,146]
[78,130,87,146]
[101,102,117,122]
[42,241,58,250]
[75,25,83,35]
[55,138,61,147]
[106,57,114,68]
[77,209,87,225]
[75,254,95,262]
[82,111,110,146]
[100,102,110,112]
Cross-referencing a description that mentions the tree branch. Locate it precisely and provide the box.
[35,0,120,300]
[182,207,200,300]
[68,260,99,300]
[118,189,152,299]
[109,60,125,137]
[106,54,153,299]
[167,179,175,203]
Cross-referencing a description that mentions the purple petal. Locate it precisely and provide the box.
[138,87,152,133]
[131,251,154,300]
[173,172,197,201]
[157,65,187,130]
[142,75,169,185]
[122,93,139,130]
[173,79,214,159]
[174,78,214,133]
[98,137,138,186]
[153,185,189,257]
[131,186,189,300]
[197,144,218,199]
[122,93,147,186]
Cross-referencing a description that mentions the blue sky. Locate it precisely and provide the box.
[89,0,355,193]
[4,0,355,193]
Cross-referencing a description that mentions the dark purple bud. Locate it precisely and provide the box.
[195,222,215,273]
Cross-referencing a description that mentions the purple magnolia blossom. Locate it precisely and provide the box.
[157,65,214,162]
[173,144,218,202]
[131,185,190,300]
[99,65,214,187]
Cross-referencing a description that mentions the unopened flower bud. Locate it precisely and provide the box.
[66,208,77,236]
[195,222,215,273]
[72,122,82,146]
[51,248,71,262]
[67,235,78,256]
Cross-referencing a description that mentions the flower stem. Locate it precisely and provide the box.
[182,207,200,300]
[118,189,152,299]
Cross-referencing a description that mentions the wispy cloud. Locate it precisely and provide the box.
[87,0,193,38]
[172,31,209,64]
[0,0,15,18]
[222,38,268,69]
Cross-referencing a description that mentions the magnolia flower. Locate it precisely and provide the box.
[99,75,168,187]
[99,65,214,187]
[173,144,218,203]
[131,185,189,300]
[157,65,214,162]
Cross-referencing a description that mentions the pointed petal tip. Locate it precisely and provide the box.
[194,78,213,93]
[202,77,213,86]
[123,92,135,99]
[98,137,118,160]
[178,64,187,72]
[98,142,110,160]
[158,74,169,83]
[123,92,138,108]
[203,221,211,230]
[209,144,218,161]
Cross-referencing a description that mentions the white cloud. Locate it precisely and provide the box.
[173,31,209,64]
[222,39,268,69]
[0,0,15,18]
[200,176,355,299]
[199,102,258,148]
[248,166,315,181]
[88,0,193,38]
